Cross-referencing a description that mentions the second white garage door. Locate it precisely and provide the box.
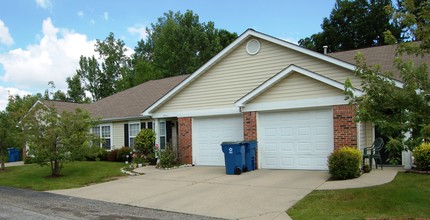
[259,108,333,170]
[193,115,244,166]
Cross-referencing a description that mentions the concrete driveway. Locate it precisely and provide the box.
[51,166,329,220]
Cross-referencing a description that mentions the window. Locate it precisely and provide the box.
[129,123,140,148]
[159,121,166,150]
[92,124,112,150]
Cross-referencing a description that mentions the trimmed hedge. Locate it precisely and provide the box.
[413,143,430,171]
[328,147,362,180]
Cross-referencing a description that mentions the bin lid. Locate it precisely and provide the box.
[221,141,243,145]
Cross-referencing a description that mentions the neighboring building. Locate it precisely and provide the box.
[39,74,188,151]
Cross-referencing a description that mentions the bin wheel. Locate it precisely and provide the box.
[243,166,248,172]
[234,167,242,175]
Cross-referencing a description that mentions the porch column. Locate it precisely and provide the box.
[153,118,160,148]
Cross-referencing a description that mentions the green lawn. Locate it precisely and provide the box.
[0,161,126,191]
[288,172,430,220]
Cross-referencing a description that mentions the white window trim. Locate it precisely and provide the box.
[92,123,113,150]
[159,120,166,150]
[128,121,141,148]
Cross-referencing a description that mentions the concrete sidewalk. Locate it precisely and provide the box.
[318,166,402,190]
[3,161,24,167]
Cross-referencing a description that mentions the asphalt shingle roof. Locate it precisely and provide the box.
[328,43,430,81]
[41,74,189,120]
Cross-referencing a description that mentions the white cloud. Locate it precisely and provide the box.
[0,87,31,111]
[77,11,84,17]
[103,12,109,21]
[0,17,96,94]
[0,20,14,46]
[35,0,52,9]
[127,24,148,39]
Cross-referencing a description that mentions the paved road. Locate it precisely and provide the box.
[0,186,223,220]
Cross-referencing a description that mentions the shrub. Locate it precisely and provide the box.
[117,147,132,162]
[413,143,430,171]
[107,149,119,162]
[86,147,108,161]
[24,156,35,164]
[134,129,156,157]
[328,147,362,180]
[158,148,176,168]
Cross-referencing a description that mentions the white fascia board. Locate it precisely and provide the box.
[150,107,240,119]
[142,30,255,116]
[18,100,47,124]
[242,96,348,112]
[236,65,358,107]
[143,29,356,116]
[100,115,150,123]
[250,31,356,71]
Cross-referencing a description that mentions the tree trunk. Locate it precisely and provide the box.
[50,160,62,177]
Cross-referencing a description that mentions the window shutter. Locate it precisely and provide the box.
[148,122,153,129]
[124,124,129,147]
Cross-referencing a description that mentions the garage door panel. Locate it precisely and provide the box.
[264,157,279,168]
[280,157,294,167]
[264,142,278,152]
[280,127,293,136]
[280,142,294,153]
[194,116,243,166]
[259,108,333,170]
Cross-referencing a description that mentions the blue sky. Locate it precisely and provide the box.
[0,0,335,110]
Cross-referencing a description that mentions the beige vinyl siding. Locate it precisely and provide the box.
[359,122,374,149]
[156,37,361,113]
[250,72,343,104]
[112,122,125,149]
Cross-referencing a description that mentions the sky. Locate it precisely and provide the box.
[0,0,336,110]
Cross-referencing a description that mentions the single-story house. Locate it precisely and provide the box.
[35,29,429,170]
[37,74,188,152]
[142,29,429,170]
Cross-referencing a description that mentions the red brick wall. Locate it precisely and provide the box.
[243,111,258,169]
[333,105,357,150]
[178,117,192,164]
[243,112,257,141]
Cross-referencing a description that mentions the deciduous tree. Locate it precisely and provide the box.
[345,0,430,163]
[22,106,99,177]
[299,0,404,53]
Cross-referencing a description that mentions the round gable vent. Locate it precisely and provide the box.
[246,39,261,55]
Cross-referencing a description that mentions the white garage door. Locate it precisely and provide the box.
[259,108,333,170]
[193,115,244,166]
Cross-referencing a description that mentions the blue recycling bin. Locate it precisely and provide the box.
[7,148,20,162]
[243,141,258,171]
[221,142,246,175]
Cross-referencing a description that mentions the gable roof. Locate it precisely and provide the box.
[42,99,89,113]
[235,65,362,107]
[40,75,189,121]
[142,29,356,116]
[89,75,188,120]
[328,43,430,82]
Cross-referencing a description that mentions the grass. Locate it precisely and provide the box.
[287,172,430,220]
[0,161,126,191]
